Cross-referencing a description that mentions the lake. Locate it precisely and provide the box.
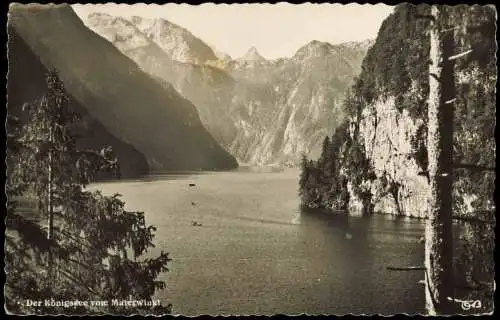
[91,168,426,315]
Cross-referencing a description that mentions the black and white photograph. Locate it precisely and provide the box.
[4,2,496,316]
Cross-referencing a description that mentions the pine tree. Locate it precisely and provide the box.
[320,136,331,164]
[5,70,172,315]
[299,154,316,208]
[298,121,352,212]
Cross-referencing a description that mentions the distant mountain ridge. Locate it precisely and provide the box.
[8,4,238,173]
[87,13,219,64]
[84,11,373,166]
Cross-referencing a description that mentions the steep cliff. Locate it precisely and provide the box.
[299,4,496,218]
[8,4,238,172]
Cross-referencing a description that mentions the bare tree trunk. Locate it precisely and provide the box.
[425,5,455,315]
[47,126,54,277]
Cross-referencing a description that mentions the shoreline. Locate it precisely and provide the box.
[300,203,495,225]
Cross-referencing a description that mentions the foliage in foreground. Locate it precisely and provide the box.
[5,70,171,315]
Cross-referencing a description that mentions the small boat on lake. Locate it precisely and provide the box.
[191,221,203,227]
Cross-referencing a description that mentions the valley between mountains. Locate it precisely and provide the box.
[8,4,372,175]
[83,12,372,167]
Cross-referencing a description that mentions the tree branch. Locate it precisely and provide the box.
[452,213,495,225]
[429,73,440,82]
[58,267,101,297]
[441,26,459,33]
[415,14,436,21]
[449,50,473,61]
[418,163,496,175]
[387,266,426,271]
[453,163,495,172]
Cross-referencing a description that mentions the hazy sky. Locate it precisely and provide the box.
[73,3,394,60]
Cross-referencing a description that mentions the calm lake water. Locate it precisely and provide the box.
[91,168,426,315]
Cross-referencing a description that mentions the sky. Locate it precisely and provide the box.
[72,3,394,60]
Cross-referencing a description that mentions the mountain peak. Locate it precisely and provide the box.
[86,12,129,26]
[341,39,375,51]
[88,12,111,19]
[127,16,217,64]
[137,17,187,35]
[305,40,333,50]
[130,15,147,23]
[240,46,265,61]
[293,40,335,60]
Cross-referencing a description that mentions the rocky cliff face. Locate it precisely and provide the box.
[9,4,238,172]
[349,97,429,217]
[318,4,496,218]
[230,40,369,165]
[84,12,371,166]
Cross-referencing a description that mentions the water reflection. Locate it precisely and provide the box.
[232,165,285,173]
[93,170,426,315]
[295,207,423,314]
